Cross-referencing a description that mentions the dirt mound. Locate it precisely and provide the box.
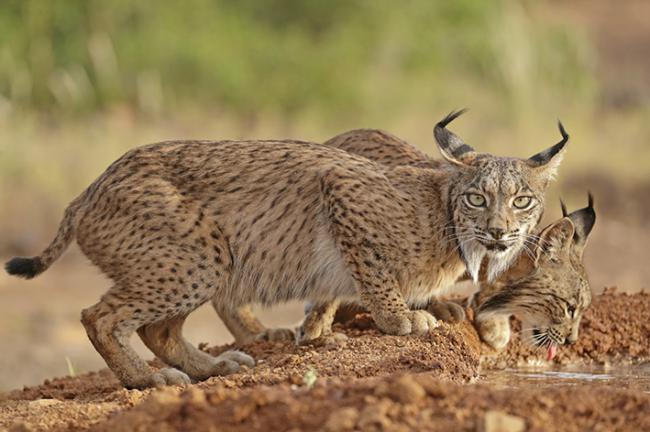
[93,373,650,432]
[1,320,480,431]
[202,318,481,389]
[1,291,648,431]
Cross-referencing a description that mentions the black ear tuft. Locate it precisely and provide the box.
[527,120,569,168]
[433,109,475,164]
[557,120,569,143]
[567,193,596,246]
[436,109,469,129]
[476,290,516,315]
[5,257,43,279]
[560,199,568,217]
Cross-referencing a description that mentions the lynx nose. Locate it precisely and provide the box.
[488,228,505,240]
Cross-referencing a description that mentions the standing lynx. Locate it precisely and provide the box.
[6,111,566,388]
[215,112,568,347]
[315,127,594,357]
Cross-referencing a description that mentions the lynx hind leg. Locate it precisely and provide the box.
[215,304,295,344]
[475,314,511,350]
[81,296,191,389]
[427,299,466,323]
[138,315,254,382]
[297,300,347,345]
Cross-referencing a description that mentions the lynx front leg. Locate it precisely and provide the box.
[297,300,347,345]
[470,282,511,350]
[320,169,438,336]
[349,262,438,336]
[214,303,295,344]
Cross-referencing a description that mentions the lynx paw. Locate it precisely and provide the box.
[146,368,191,388]
[475,315,511,350]
[427,300,466,323]
[376,310,439,335]
[187,350,255,382]
[255,327,296,342]
[219,350,255,367]
[197,351,256,379]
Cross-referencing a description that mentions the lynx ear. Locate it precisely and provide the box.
[565,193,596,250]
[527,121,569,181]
[433,109,476,166]
[537,217,575,262]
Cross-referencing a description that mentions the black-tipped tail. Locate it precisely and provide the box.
[5,257,44,279]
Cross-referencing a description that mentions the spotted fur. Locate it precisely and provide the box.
[320,127,592,351]
[212,114,569,346]
[475,196,595,350]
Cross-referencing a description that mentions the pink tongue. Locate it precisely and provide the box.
[546,344,557,361]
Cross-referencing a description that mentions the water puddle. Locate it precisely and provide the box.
[481,363,650,392]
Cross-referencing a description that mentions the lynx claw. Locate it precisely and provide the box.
[187,350,255,382]
[209,359,241,376]
[409,310,439,334]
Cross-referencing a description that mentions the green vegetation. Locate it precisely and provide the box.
[65,356,77,377]
[0,0,594,120]
[303,368,317,389]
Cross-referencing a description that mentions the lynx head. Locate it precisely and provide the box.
[477,195,596,352]
[435,110,568,282]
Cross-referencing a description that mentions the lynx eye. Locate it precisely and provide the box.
[567,305,576,317]
[466,193,486,208]
[512,196,533,209]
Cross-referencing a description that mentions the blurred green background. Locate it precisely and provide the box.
[1,0,596,118]
[1,1,649,198]
[0,0,649,389]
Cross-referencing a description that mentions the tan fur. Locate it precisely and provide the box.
[320,128,592,351]
[212,119,569,347]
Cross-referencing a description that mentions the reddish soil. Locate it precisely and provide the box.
[1,291,648,431]
[92,374,650,432]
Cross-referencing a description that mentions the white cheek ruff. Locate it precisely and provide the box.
[485,228,528,282]
[486,244,521,282]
